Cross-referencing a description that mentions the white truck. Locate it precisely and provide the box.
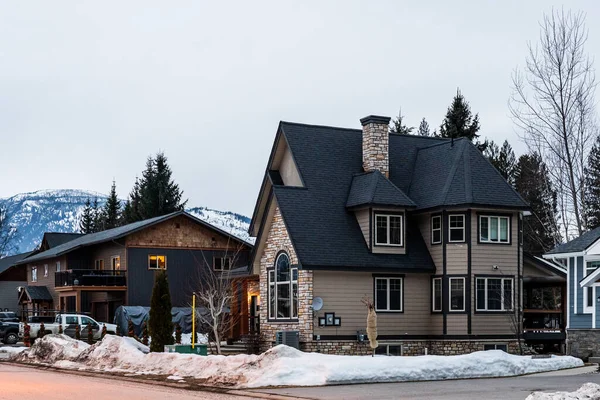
[20,314,118,343]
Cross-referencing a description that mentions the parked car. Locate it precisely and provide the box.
[0,312,19,323]
[27,316,55,323]
[20,314,117,343]
[0,321,21,344]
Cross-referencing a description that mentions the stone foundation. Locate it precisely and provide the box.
[566,329,600,360]
[263,339,521,356]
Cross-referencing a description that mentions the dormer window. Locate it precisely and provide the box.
[374,213,403,246]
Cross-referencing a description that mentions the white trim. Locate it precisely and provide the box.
[478,215,510,243]
[580,260,600,287]
[573,257,578,315]
[475,277,514,311]
[542,252,585,259]
[594,286,597,329]
[584,286,594,314]
[448,214,465,243]
[431,215,442,244]
[566,262,570,328]
[374,277,403,312]
[449,277,465,312]
[533,256,567,274]
[432,277,442,312]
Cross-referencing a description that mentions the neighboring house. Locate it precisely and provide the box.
[0,252,31,312]
[15,211,252,325]
[249,115,530,355]
[543,227,600,358]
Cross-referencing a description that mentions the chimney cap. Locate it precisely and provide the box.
[360,115,391,126]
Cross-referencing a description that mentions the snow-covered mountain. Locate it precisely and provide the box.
[0,189,253,255]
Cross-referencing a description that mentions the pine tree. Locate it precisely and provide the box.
[485,140,517,185]
[148,270,173,352]
[585,136,600,230]
[79,198,94,234]
[123,177,142,224]
[91,198,103,233]
[439,88,481,142]
[139,157,158,219]
[417,118,430,136]
[514,153,560,255]
[389,108,414,135]
[103,180,121,229]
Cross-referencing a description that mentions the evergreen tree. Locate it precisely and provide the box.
[389,108,414,135]
[103,180,121,229]
[514,153,559,255]
[585,136,600,230]
[439,88,481,142]
[79,198,94,234]
[417,118,430,136]
[91,198,103,233]
[485,140,517,185]
[148,270,173,352]
[123,177,142,224]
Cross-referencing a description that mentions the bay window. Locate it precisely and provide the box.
[479,216,510,243]
[476,277,513,311]
[268,253,298,320]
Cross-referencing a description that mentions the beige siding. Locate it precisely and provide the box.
[279,147,303,187]
[89,242,127,271]
[446,244,468,274]
[27,255,67,307]
[313,271,432,336]
[470,210,520,335]
[431,314,443,335]
[446,314,468,334]
[418,214,442,272]
[355,209,370,248]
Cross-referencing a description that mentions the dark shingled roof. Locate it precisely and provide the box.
[43,232,85,249]
[346,171,415,209]
[19,211,251,265]
[263,122,528,271]
[0,252,31,275]
[546,226,600,255]
[23,286,53,301]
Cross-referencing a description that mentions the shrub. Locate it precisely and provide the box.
[75,324,81,340]
[87,323,94,344]
[142,322,149,346]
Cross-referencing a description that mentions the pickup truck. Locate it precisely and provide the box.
[0,321,20,344]
[20,314,117,343]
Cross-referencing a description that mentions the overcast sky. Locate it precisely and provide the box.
[1,1,600,216]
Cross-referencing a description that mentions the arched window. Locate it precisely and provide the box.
[268,252,298,320]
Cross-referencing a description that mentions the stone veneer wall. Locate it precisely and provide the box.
[259,207,313,350]
[301,340,521,356]
[566,329,600,360]
[361,120,389,177]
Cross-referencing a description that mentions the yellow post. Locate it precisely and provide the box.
[192,293,195,349]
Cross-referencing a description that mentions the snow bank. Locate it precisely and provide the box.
[526,383,600,399]
[14,334,89,364]
[12,337,584,388]
[0,346,27,355]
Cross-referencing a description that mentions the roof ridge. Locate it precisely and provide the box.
[280,121,361,133]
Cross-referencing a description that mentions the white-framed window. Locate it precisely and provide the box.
[44,264,48,277]
[449,277,465,312]
[479,216,510,243]
[374,214,403,246]
[268,253,298,320]
[111,256,121,271]
[56,261,61,272]
[31,267,37,283]
[375,277,403,312]
[431,215,442,244]
[483,344,507,352]
[585,286,594,313]
[586,261,600,276]
[432,277,442,312]
[375,344,402,356]
[448,214,465,242]
[214,257,232,271]
[148,255,167,270]
[95,259,104,270]
[476,277,514,311]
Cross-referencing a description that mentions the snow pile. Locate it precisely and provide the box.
[14,334,89,364]
[11,336,584,388]
[526,383,600,399]
[0,346,27,356]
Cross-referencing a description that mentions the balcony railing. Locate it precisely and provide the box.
[55,270,126,288]
[522,309,565,341]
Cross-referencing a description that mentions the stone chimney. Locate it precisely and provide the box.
[360,115,391,177]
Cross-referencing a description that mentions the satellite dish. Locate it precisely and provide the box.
[312,297,324,311]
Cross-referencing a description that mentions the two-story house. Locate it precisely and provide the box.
[249,115,529,355]
[16,211,253,326]
[543,227,600,358]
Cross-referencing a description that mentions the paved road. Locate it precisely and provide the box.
[252,366,600,400]
[0,364,243,400]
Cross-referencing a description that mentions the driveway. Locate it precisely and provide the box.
[249,366,600,400]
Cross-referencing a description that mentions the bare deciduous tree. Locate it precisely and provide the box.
[510,8,598,238]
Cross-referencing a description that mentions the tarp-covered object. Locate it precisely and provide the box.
[113,306,207,336]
